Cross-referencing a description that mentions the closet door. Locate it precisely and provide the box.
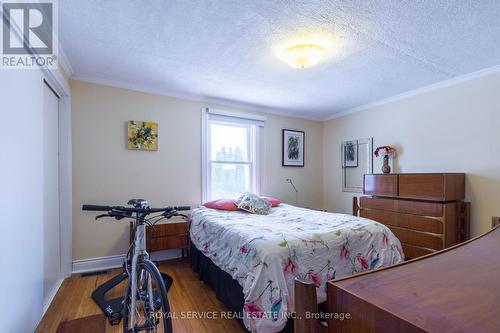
[43,82,61,309]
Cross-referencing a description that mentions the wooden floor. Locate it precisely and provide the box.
[36,260,245,333]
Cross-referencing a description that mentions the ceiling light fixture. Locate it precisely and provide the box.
[280,44,326,69]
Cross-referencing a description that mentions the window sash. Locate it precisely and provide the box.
[202,108,262,202]
[207,161,254,200]
[209,160,253,165]
[209,120,253,163]
[207,122,256,200]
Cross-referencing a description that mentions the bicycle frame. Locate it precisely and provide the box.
[128,211,151,330]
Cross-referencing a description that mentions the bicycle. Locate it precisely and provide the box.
[83,199,190,333]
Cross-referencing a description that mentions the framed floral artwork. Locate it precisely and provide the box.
[127,120,158,151]
[341,140,358,167]
[282,129,304,167]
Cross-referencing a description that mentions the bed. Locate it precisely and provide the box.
[189,204,404,333]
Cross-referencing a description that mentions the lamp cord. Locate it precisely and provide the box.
[286,179,298,206]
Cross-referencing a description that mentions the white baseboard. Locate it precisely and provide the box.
[42,278,64,315]
[72,250,182,274]
[72,254,126,274]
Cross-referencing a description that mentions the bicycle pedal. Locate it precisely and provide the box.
[109,313,122,325]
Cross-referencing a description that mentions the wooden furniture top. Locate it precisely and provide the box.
[364,173,465,202]
[328,225,500,333]
[365,173,465,175]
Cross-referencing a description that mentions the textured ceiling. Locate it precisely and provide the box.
[60,0,500,120]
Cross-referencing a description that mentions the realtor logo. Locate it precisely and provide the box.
[1,0,58,69]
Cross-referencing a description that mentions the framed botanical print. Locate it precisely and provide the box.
[282,129,304,167]
[341,140,358,167]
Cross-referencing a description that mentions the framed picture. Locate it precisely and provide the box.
[282,129,304,167]
[127,120,158,151]
[341,138,373,193]
[341,140,358,167]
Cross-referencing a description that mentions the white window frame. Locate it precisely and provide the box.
[201,108,265,202]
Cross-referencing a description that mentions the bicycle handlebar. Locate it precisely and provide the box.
[82,204,113,211]
[82,204,191,214]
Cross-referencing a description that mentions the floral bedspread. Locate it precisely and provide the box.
[189,204,404,333]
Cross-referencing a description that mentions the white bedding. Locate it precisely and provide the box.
[190,204,404,333]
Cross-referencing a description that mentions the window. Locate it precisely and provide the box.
[202,108,264,202]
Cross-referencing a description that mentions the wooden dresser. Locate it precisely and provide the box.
[130,220,189,257]
[354,173,470,259]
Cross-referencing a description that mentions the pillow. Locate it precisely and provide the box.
[261,196,281,207]
[235,192,271,215]
[203,199,239,211]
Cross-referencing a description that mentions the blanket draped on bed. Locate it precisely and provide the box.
[190,204,404,333]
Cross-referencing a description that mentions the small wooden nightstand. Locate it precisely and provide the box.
[130,220,190,258]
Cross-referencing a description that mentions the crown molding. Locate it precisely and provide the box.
[72,62,500,123]
[70,74,323,121]
[324,63,500,121]
[58,44,74,77]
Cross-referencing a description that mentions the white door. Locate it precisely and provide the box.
[43,82,61,310]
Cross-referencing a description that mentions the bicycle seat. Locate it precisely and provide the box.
[127,199,149,208]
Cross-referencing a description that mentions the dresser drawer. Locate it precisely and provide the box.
[360,209,443,234]
[147,221,188,237]
[388,227,443,251]
[398,174,465,202]
[364,174,398,197]
[359,197,444,217]
[399,174,445,201]
[130,220,190,253]
[148,235,188,252]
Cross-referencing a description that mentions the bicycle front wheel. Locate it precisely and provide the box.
[123,260,172,333]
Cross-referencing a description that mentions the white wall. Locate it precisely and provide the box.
[71,80,323,260]
[0,70,45,332]
[323,70,500,237]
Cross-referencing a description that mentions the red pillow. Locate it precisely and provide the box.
[261,196,281,207]
[203,199,239,211]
